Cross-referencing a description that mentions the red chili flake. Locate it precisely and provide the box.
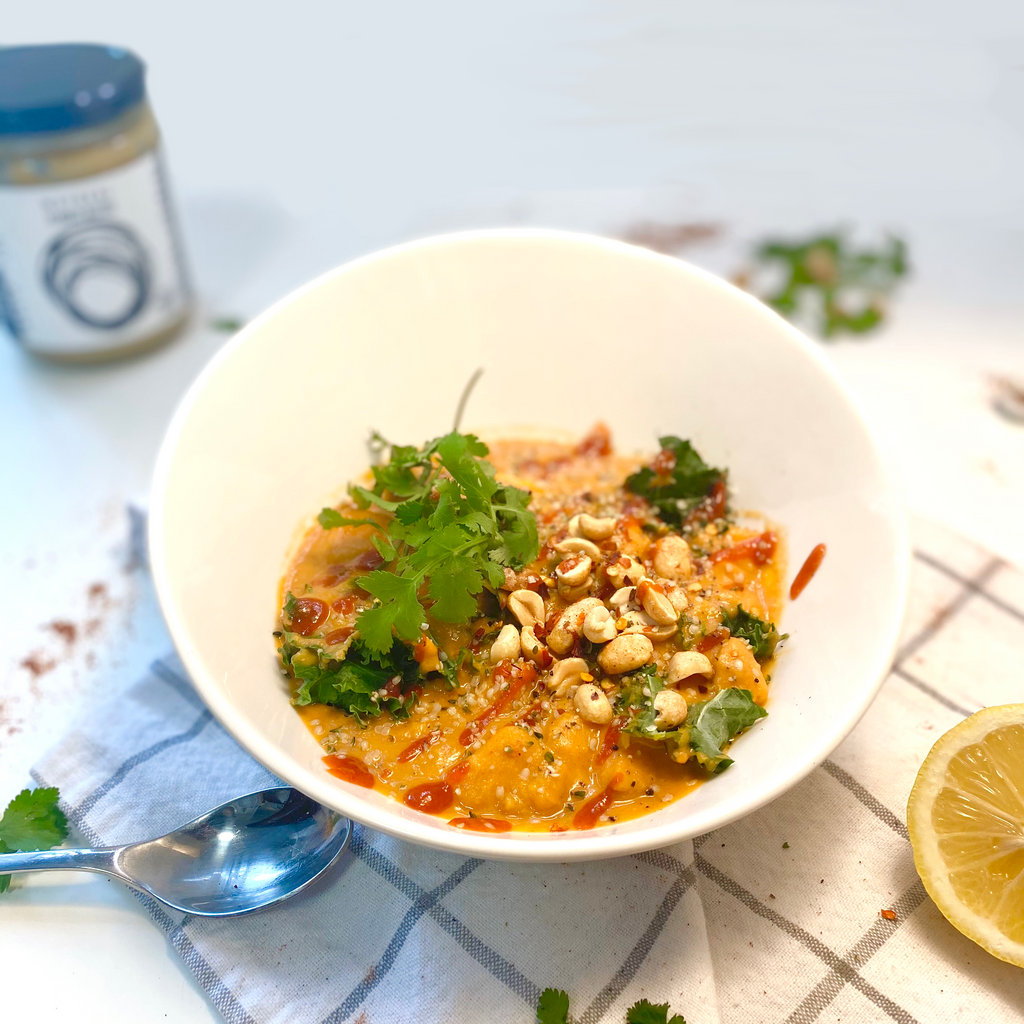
[880,909,897,921]
[694,628,729,653]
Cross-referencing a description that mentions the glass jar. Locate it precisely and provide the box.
[0,44,191,362]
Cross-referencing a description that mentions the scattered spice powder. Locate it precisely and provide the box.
[19,653,56,679]
[47,620,77,644]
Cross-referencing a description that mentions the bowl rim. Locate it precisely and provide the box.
[149,226,910,861]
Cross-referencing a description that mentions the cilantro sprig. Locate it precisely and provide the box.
[0,787,69,894]
[536,988,686,1024]
[319,431,539,656]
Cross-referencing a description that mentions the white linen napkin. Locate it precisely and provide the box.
[31,517,1024,1023]
[31,652,718,1024]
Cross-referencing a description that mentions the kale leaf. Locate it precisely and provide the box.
[624,437,725,526]
[287,638,420,722]
[687,688,768,773]
[721,605,783,661]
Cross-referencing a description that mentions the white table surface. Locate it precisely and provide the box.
[2,3,1023,1021]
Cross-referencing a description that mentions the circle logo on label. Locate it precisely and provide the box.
[42,221,150,329]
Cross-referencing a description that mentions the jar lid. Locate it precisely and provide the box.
[0,44,146,136]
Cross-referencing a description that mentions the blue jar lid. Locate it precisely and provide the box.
[0,44,146,136]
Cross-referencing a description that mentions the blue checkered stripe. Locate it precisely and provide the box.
[32,654,714,1024]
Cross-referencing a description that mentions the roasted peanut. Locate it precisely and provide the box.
[666,650,713,684]
[652,535,692,581]
[605,555,646,589]
[609,586,636,608]
[582,604,618,643]
[548,657,590,696]
[598,634,654,674]
[572,513,617,541]
[490,623,521,663]
[508,589,545,628]
[520,626,546,662]
[637,580,679,626]
[547,597,603,654]
[653,689,688,729]
[574,683,614,724]
[556,555,593,588]
[554,536,602,560]
[666,586,689,616]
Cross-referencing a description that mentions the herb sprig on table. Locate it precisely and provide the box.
[318,431,539,655]
[0,787,68,894]
[537,988,687,1024]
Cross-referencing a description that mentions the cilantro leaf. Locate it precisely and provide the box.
[0,787,69,894]
[536,988,570,1024]
[753,231,908,339]
[721,605,783,661]
[357,571,426,648]
[318,508,381,531]
[625,437,725,526]
[343,430,539,654]
[0,787,68,851]
[687,688,767,772]
[626,998,687,1024]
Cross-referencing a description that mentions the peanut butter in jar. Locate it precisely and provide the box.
[0,44,192,362]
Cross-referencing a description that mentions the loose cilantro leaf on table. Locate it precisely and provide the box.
[536,987,570,1024]
[687,688,767,773]
[626,999,687,1024]
[320,431,539,656]
[0,787,69,894]
[721,605,784,662]
[287,638,420,722]
[751,230,908,339]
[625,437,725,527]
[534,989,688,1024]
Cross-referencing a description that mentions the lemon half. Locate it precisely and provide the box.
[908,704,1024,967]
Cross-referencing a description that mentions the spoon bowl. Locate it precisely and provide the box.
[0,788,351,916]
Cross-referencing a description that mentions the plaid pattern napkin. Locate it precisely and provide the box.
[31,518,1024,1024]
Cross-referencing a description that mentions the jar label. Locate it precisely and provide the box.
[0,149,190,355]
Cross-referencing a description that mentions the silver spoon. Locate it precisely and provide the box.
[0,787,351,916]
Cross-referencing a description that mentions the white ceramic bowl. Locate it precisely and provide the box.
[150,229,908,862]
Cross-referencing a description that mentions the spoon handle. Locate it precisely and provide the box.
[0,847,120,876]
